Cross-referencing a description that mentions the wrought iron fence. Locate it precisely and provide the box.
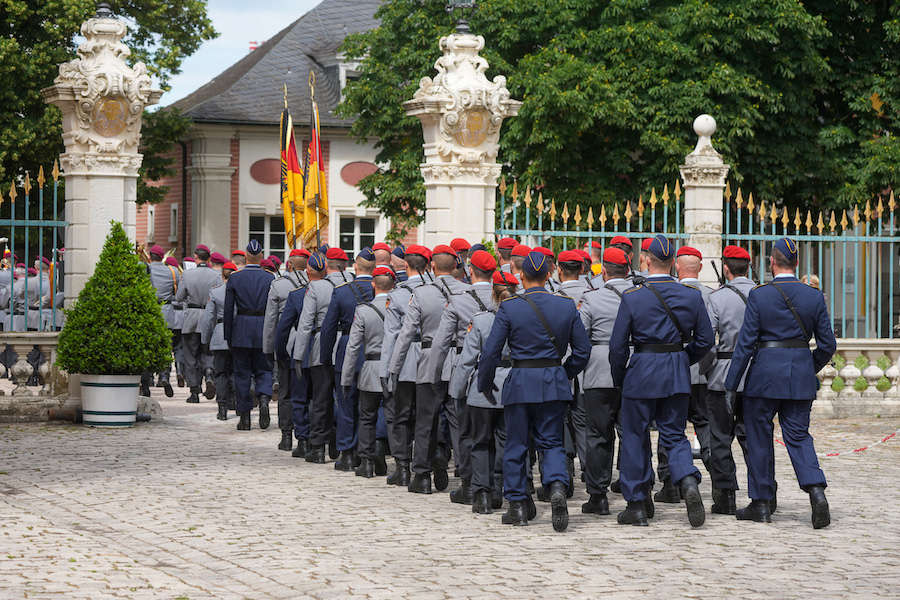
[1,162,67,332]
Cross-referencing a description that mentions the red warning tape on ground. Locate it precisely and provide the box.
[775,430,898,457]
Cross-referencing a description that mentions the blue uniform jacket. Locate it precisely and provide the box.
[223,264,274,349]
[319,275,374,371]
[724,275,836,400]
[275,287,310,368]
[609,276,714,399]
[477,287,590,406]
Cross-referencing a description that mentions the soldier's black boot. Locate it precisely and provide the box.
[432,467,449,492]
[236,412,250,431]
[328,430,338,459]
[162,381,174,398]
[216,404,227,421]
[501,500,528,526]
[177,373,185,388]
[644,495,655,519]
[472,490,492,514]
[736,499,772,523]
[186,386,201,404]
[407,472,432,494]
[203,370,216,400]
[386,460,406,485]
[292,439,308,458]
[770,481,778,514]
[278,430,292,451]
[491,487,503,510]
[305,444,326,464]
[610,478,622,494]
[581,493,610,515]
[355,458,375,478]
[617,501,649,526]
[566,457,575,499]
[653,478,680,503]
[140,381,152,398]
[352,449,361,469]
[373,439,388,476]
[808,485,830,529]
[334,451,354,472]
[535,485,550,503]
[549,481,569,532]
[680,475,706,528]
[449,479,473,505]
[257,395,271,429]
[525,494,537,520]
[711,488,737,515]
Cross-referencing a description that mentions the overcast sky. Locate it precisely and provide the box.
[159,0,322,106]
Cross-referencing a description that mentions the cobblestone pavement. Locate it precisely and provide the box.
[2,385,899,600]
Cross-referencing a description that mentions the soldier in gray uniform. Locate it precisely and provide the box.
[263,248,310,451]
[293,253,346,463]
[388,245,469,495]
[175,244,222,404]
[429,250,495,504]
[202,262,237,420]
[342,266,395,478]
[578,247,634,515]
[145,245,179,398]
[379,248,429,486]
[165,256,187,388]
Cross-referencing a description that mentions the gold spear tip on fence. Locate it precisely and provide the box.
[549,199,557,220]
[806,210,813,232]
[865,198,873,222]
[735,188,743,209]
[624,200,632,221]
[612,203,620,225]
[599,204,607,227]
[770,204,777,223]
[562,202,570,222]
[23,172,31,195]
[758,199,766,220]
[52,160,60,182]
[662,184,669,206]
[574,205,582,225]
[535,190,542,212]
[511,179,518,201]
[781,207,789,229]
[817,211,825,234]
[794,207,802,230]
[524,187,532,208]
[724,181,732,202]
[586,206,595,227]
[840,209,849,231]
[9,181,16,203]
[830,210,837,232]
[498,176,506,194]
[637,195,645,217]
[853,205,860,227]
[674,179,682,201]
[650,187,658,207]
[877,196,884,219]
[746,193,755,213]
[37,166,45,188]
[891,190,896,212]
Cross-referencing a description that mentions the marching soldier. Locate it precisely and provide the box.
[175,244,221,404]
[145,244,179,398]
[202,261,237,420]
[609,234,714,528]
[477,250,590,532]
[342,265,396,477]
[223,240,275,430]
[496,237,517,273]
[165,256,186,388]
[509,244,531,291]
[450,238,472,282]
[372,242,392,267]
[390,245,408,282]
[725,237,836,528]
[230,250,246,269]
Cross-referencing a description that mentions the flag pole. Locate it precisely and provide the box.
[284,83,297,250]
[309,70,321,249]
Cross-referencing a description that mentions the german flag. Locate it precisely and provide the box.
[280,102,304,248]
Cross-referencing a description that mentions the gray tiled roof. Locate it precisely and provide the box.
[172,0,382,127]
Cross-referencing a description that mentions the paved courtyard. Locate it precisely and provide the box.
[2,386,899,600]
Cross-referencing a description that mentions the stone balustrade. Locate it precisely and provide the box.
[0,332,73,422]
[814,338,900,418]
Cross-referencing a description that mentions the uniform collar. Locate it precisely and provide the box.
[374,292,389,299]
[647,274,672,280]
[560,279,582,287]
[730,276,754,285]
[774,273,795,279]
[355,274,372,280]
[472,281,491,287]
[394,269,407,275]
[680,277,699,284]
[523,286,547,293]
[605,277,626,284]
[244,264,261,270]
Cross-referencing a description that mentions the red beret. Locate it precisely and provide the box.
[576,249,591,261]
[610,236,632,248]
[511,244,532,257]
[723,245,751,260]
[372,265,396,279]
[325,247,349,261]
[602,247,629,266]
[372,242,391,252]
[260,259,275,269]
[497,237,518,250]
[641,238,653,251]
[405,244,431,260]
[290,248,311,258]
[493,270,519,286]
[39,256,51,266]
[195,244,210,253]
[183,257,195,263]
[268,255,282,266]
[533,246,555,258]
[450,238,471,252]
[223,262,237,271]
[676,246,702,260]
[432,244,458,257]
[588,241,602,249]
[469,249,497,271]
[149,245,165,257]
[209,252,227,265]
[232,250,246,256]
[557,250,582,264]
[165,257,179,267]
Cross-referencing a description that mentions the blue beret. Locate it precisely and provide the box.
[470,243,486,254]
[358,247,376,262]
[246,239,263,255]
[522,250,550,278]
[648,234,674,260]
[774,237,798,262]
[308,253,326,271]
[391,244,406,258]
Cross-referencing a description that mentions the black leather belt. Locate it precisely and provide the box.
[635,343,683,353]
[759,339,808,349]
[238,309,265,316]
[187,303,205,309]
[512,358,561,368]
[716,351,733,359]
[592,341,609,346]
[421,340,432,349]
[499,359,512,368]
[216,318,223,324]
[173,305,183,311]
[455,346,463,354]
[365,352,380,361]
[413,335,422,343]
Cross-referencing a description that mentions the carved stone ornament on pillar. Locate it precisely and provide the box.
[679,114,730,188]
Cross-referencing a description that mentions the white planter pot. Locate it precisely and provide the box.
[80,374,140,427]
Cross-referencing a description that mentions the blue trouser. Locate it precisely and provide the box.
[333,370,358,452]
[620,394,700,502]
[504,401,567,502]
[232,347,273,414]
[291,363,310,440]
[744,396,826,500]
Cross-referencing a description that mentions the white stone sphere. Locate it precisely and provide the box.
[693,114,716,138]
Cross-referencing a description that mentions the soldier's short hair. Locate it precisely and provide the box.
[327,259,346,271]
[373,273,395,291]
[510,256,525,270]
[772,247,798,269]
[355,256,375,275]
[498,248,512,260]
[432,253,456,273]
[610,243,633,256]
[724,257,750,277]
[558,261,581,278]
[648,254,673,271]
[195,248,210,261]
[471,265,493,280]
[406,254,428,273]
[602,261,628,278]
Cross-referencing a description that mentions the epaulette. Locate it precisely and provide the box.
[624,285,643,294]
[335,281,351,289]
[681,282,699,290]
[753,282,769,290]
[500,294,521,303]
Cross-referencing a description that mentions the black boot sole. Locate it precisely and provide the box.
[581,502,610,515]
[711,504,736,515]
[292,448,306,458]
[163,384,174,398]
[433,469,449,492]
[811,498,831,529]
[550,490,569,532]
[683,485,706,528]
[216,412,227,421]
[645,497,655,519]
[736,508,771,523]
[653,489,681,503]
[258,406,270,430]
[374,456,387,476]
[204,381,216,400]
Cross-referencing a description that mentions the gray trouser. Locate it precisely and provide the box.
[389,381,415,465]
[213,350,234,409]
[412,382,457,475]
[468,405,505,494]
[584,388,620,494]
[358,390,381,459]
[569,387,587,467]
[275,357,293,432]
[181,332,205,390]
[455,395,472,481]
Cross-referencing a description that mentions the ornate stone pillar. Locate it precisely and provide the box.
[679,115,729,288]
[403,33,520,247]
[41,4,162,304]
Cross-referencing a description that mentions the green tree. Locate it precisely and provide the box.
[137,107,193,206]
[340,0,900,233]
[0,0,216,187]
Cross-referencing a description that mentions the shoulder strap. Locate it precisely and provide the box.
[347,280,365,304]
[585,276,596,290]
[644,282,690,344]
[324,278,336,288]
[362,302,385,322]
[770,282,810,339]
[725,284,748,305]
[466,289,489,312]
[167,265,178,292]
[604,283,624,299]
[287,272,302,290]
[518,293,564,360]
[431,281,450,302]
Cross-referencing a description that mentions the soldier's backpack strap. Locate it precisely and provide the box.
[362,302,385,322]
[556,288,570,298]
[724,284,748,305]
[347,279,365,304]
[167,265,179,292]
[287,271,303,290]
[604,283,624,299]
[771,282,810,339]
[644,283,690,344]
[431,281,451,303]
[585,276,596,290]
[466,289,488,312]
[518,293,564,360]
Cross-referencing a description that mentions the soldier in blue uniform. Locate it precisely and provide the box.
[390,245,408,282]
[223,240,275,431]
[477,251,590,532]
[609,234,714,528]
[725,237,836,528]
[320,247,375,472]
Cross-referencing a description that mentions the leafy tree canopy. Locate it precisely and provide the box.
[340,0,900,235]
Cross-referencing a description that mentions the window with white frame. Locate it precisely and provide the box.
[249,215,288,261]
[169,204,178,242]
[147,205,155,241]
[338,216,376,261]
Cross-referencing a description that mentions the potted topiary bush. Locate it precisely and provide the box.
[57,221,172,427]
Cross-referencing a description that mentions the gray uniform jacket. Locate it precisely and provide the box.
[262,271,306,356]
[579,278,632,389]
[450,310,511,409]
[380,275,426,383]
[428,281,490,383]
[706,276,755,392]
[388,274,469,384]
[341,294,389,392]
[292,272,345,366]
[681,277,714,384]
[175,264,221,334]
[201,282,229,351]
[149,261,181,329]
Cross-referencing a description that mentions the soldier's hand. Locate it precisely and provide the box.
[389,373,399,394]
[484,383,499,405]
[380,377,392,399]
[725,390,737,415]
